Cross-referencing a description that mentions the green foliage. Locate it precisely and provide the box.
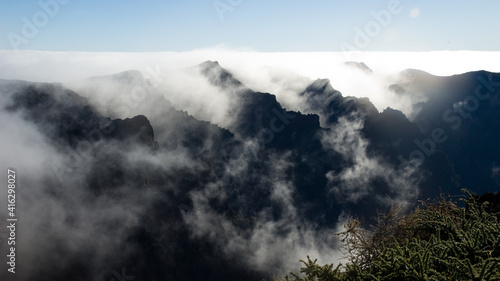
[274,190,500,281]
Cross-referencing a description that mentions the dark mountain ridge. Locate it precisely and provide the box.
[1,62,499,281]
[394,69,500,194]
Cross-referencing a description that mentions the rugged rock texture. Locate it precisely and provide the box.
[2,63,499,281]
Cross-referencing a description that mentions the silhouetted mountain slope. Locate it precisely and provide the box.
[198,61,324,149]
[1,79,266,281]
[75,66,238,158]
[197,62,340,214]
[196,62,340,215]
[2,79,158,151]
[2,63,500,281]
[298,68,500,198]
[199,60,245,89]
[109,115,159,149]
[196,62,422,221]
[344,61,373,74]
[298,76,462,200]
[300,78,378,125]
[395,70,500,194]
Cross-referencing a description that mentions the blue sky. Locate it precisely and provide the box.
[0,0,498,52]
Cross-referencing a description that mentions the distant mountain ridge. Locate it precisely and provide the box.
[1,61,499,281]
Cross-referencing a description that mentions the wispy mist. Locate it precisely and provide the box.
[1,49,499,280]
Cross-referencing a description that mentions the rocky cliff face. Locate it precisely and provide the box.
[110,115,159,150]
[3,80,158,151]
[1,62,499,281]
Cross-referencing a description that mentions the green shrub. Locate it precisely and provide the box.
[275,189,500,281]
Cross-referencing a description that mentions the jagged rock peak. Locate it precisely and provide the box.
[199,60,221,68]
[111,115,159,150]
[381,107,406,117]
[302,78,338,96]
[198,60,244,88]
[344,61,373,74]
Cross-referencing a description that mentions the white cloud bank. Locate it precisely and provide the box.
[0,48,499,279]
[1,48,499,118]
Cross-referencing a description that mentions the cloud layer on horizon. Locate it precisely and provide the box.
[1,48,500,118]
[1,49,499,280]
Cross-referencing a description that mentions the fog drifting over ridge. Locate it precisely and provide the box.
[1,49,500,280]
[1,49,500,118]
